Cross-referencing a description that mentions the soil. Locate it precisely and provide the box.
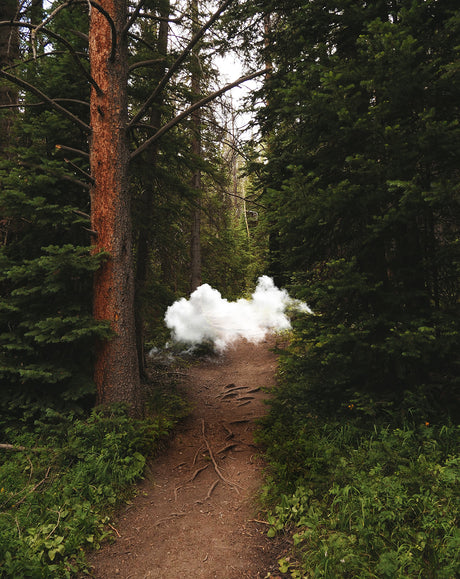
[85,338,288,579]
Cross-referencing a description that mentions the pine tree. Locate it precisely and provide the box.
[254,0,460,416]
[0,3,109,422]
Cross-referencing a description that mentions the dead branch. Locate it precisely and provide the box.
[108,522,121,537]
[0,20,102,96]
[130,69,268,160]
[128,58,166,73]
[72,209,90,220]
[128,0,235,129]
[0,68,90,133]
[122,0,148,36]
[31,0,74,58]
[55,144,89,158]
[13,466,51,508]
[87,1,117,61]
[63,158,95,184]
[0,443,27,451]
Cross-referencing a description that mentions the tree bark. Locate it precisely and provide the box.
[89,0,141,413]
[189,0,202,292]
[134,0,170,377]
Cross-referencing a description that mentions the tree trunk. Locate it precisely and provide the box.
[135,0,170,377]
[89,0,141,413]
[189,0,202,292]
[0,0,18,156]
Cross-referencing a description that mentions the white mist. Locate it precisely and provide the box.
[164,275,312,351]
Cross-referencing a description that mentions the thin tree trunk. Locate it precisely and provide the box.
[89,0,140,413]
[135,0,170,377]
[189,0,202,292]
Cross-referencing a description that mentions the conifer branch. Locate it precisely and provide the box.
[0,20,102,96]
[131,68,267,160]
[129,58,166,73]
[31,0,74,58]
[128,0,235,128]
[0,69,91,133]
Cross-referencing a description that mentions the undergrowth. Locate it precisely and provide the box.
[0,392,188,578]
[259,407,459,578]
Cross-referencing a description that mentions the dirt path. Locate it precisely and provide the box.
[86,338,284,578]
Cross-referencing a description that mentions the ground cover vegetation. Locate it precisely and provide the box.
[237,0,459,575]
[1,0,458,576]
[0,0,261,575]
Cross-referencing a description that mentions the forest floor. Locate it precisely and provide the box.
[85,337,288,578]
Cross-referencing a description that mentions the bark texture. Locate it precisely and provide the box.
[89,0,140,412]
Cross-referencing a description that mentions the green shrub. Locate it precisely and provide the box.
[260,419,459,578]
[0,401,186,578]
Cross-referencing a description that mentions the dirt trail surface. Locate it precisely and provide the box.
[86,338,284,578]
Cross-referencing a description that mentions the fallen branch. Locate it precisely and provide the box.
[0,443,47,452]
[108,522,121,537]
[0,443,27,451]
[13,467,51,508]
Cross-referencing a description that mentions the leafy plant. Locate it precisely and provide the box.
[0,398,187,577]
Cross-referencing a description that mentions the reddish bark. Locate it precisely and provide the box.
[89,0,140,412]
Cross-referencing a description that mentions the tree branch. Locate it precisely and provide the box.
[55,144,89,158]
[122,0,148,37]
[0,98,89,110]
[128,58,166,73]
[63,158,95,184]
[131,69,267,160]
[128,0,235,128]
[0,20,102,96]
[0,69,91,133]
[31,0,74,58]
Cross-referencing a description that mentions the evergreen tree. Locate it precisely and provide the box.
[254,0,460,416]
[0,3,109,423]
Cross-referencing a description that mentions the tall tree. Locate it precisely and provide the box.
[190,0,203,292]
[1,0,264,415]
[252,0,460,415]
[88,0,141,411]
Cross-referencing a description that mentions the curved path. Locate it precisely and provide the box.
[86,338,283,578]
